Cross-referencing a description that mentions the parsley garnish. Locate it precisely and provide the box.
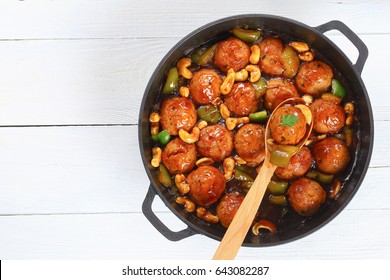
[281,114,298,126]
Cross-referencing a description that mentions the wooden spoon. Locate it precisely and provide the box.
[212,97,313,260]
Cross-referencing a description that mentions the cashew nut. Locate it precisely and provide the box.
[174,174,190,194]
[220,68,235,95]
[234,155,247,165]
[344,102,355,126]
[295,104,312,125]
[196,157,214,167]
[196,207,219,224]
[329,179,341,199]
[151,147,162,168]
[223,157,235,180]
[298,51,314,62]
[252,219,277,235]
[321,93,342,104]
[301,94,313,105]
[178,127,200,144]
[211,97,223,106]
[179,86,190,98]
[288,41,310,53]
[249,44,261,64]
[245,65,261,83]
[149,112,161,135]
[220,103,231,120]
[177,57,193,79]
[175,196,195,213]
[226,117,250,130]
[234,69,249,82]
[196,120,208,130]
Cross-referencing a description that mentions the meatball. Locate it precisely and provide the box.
[160,97,197,135]
[189,69,223,105]
[188,166,226,207]
[225,82,258,116]
[259,37,284,76]
[161,137,197,174]
[214,37,250,72]
[310,98,345,134]
[216,192,245,228]
[275,147,312,180]
[269,106,307,145]
[295,60,333,95]
[287,177,326,216]
[264,78,300,111]
[234,123,266,166]
[312,137,350,175]
[196,124,234,162]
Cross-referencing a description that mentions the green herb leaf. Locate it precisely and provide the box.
[281,114,298,126]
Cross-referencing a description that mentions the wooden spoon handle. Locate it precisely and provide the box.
[212,161,277,260]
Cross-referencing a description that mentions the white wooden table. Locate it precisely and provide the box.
[0,0,389,260]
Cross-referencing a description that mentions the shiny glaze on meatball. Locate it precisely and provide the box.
[216,192,245,228]
[225,82,258,116]
[295,60,333,95]
[189,69,223,105]
[312,137,350,175]
[265,78,300,111]
[196,124,234,162]
[310,98,345,134]
[214,37,250,72]
[161,137,197,174]
[275,146,312,180]
[160,97,197,135]
[287,177,326,216]
[188,166,226,207]
[269,106,307,145]
[259,37,284,76]
[234,123,266,166]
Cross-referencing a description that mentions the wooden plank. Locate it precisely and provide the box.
[0,209,388,259]
[0,34,388,125]
[0,125,387,215]
[0,0,388,39]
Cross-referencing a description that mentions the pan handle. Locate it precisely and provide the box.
[142,185,197,241]
[315,20,368,74]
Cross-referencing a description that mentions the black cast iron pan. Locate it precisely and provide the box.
[138,14,373,246]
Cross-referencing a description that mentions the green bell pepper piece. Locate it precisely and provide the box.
[158,163,173,188]
[152,130,171,145]
[162,67,179,94]
[230,27,261,44]
[331,79,346,98]
[197,105,221,124]
[249,110,268,123]
[267,179,289,195]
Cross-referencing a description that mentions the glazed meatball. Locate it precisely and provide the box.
[161,137,197,174]
[189,69,223,105]
[225,82,258,116]
[160,97,197,135]
[310,98,345,134]
[275,146,312,180]
[264,78,300,111]
[214,37,250,72]
[216,192,245,228]
[287,177,326,216]
[259,37,284,76]
[196,124,234,162]
[269,106,307,145]
[234,123,266,166]
[295,60,333,95]
[188,166,226,207]
[312,137,350,175]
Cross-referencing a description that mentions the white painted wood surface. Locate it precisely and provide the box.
[0,0,389,260]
